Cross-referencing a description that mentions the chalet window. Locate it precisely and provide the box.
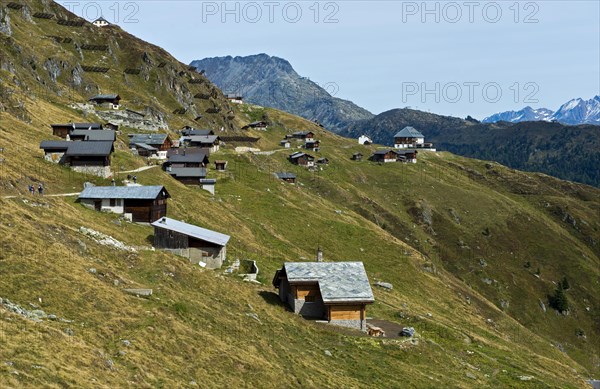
[116,199,122,207]
[305,295,316,302]
[109,198,116,207]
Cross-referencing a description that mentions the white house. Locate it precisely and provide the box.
[358,135,372,145]
[92,17,110,27]
[394,127,424,149]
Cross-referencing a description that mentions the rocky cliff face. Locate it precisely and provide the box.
[190,54,374,131]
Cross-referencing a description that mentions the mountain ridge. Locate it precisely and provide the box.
[189,53,374,131]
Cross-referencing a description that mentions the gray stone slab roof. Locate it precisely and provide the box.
[151,217,230,246]
[79,185,169,200]
[283,262,374,303]
[181,129,214,136]
[40,140,70,150]
[51,123,103,130]
[394,126,424,138]
[133,143,158,151]
[65,141,114,156]
[167,152,209,164]
[275,172,296,180]
[183,135,219,144]
[373,149,397,155]
[89,94,120,100]
[129,134,168,146]
[168,167,207,178]
[70,130,116,141]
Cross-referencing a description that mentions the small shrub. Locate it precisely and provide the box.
[548,287,568,313]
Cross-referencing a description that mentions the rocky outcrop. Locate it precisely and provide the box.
[0,7,12,36]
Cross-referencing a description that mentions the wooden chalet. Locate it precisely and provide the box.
[351,152,363,161]
[370,149,398,163]
[167,167,207,185]
[51,122,103,138]
[394,126,424,149]
[243,121,268,130]
[78,185,170,223]
[225,94,243,104]
[305,139,321,151]
[289,152,315,167]
[288,131,314,140]
[151,217,230,269]
[89,94,121,109]
[273,262,374,331]
[181,135,220,153]
[164,151,209,169]
[92,16,110,27]
[214,160,228,171]
[275,172,296,184]
[129,134,172,151]
[181,128,214,136]
[395,149,418,163]
[280,140,291,148]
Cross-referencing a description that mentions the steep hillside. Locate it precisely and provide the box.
[0,2,599,387]
[189,54,374,131]
[341,108,600,187]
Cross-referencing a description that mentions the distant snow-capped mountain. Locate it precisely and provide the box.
[482,106,554,123]
[551,96,600,125]
[482,95,600,125]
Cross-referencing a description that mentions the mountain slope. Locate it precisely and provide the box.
[341,108,600,187]
[189,54,374,131]
[0,1,599,387]
[483,96,600,125]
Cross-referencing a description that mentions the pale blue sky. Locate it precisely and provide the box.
[58,1,600,119]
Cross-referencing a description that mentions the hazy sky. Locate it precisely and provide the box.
[58,1,600,119]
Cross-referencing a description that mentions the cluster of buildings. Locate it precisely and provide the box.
[355,126,435,164]
[77,184,229,269]
[41,122,117,178]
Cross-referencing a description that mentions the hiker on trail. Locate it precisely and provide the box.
[127,174,132,181]
[29,184,35,195]
[37,184,43,196]
[111,178,116,186]
[133,175,137,184]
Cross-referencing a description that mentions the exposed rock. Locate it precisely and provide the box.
[499,300,509,310]
[465,372,477,380]
[539,299,546,313]
[479,258,487,267]
[374,281,393,290]
[79,226,136,252]
[43,58,62,83]
[0,8,12,36]
[245,312,261,324]
[519,375,534,381]
[324,350,332,357]
[64,328,74,336]
[122,339,131,347]
[449,208,461,224]
[71,64,83,86]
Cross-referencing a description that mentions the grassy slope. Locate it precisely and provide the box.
[0,2,599,387]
